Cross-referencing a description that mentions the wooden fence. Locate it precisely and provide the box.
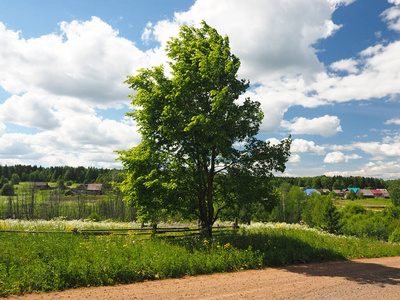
[0,219,239,240]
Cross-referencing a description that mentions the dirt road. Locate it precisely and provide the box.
[9,256,400,299]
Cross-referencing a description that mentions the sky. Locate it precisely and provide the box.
[0,0,400,179]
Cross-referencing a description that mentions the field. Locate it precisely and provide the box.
[2,221,400,297]
[0,183,137,221]
[334,198,392,211]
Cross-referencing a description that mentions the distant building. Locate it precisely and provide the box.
[304,189,321,195]
[371,189,383,198]
[87,183,103,195]
[357,189,374,199]
[317,189,331,195]
[333,189,344,196]
[33,182,51,190]
[377,189,390,199]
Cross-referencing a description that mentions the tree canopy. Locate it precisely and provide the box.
[117,22,291,236]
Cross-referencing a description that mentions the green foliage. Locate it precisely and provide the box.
[389,179,400,207]
[2,223,400,296]
[118,22,291,234]
[0,164,122,185]
[86,213,101,222]
[10,173,20,185]
[275,175,387,190]
[339,204,394,240]
[389,228,400,243]
[346,190,357,200]
[340,203,366,217]
[302,193,340,234]
[0,175,8,185]
[0,183,14,196]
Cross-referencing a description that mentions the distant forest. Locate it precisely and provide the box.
[0,164,390,190]
[275,175,387,190]
[0,165,122,185]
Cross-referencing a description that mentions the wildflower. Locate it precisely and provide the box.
[223,243,231,250]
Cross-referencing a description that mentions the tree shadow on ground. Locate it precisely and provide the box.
[214,232,346,266]
[281,258,400,287]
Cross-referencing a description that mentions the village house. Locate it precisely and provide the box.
[87,183,103,195]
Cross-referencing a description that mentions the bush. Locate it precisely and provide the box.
[389,228,400,243]
[87,212,101,222]
[0,183,14,196]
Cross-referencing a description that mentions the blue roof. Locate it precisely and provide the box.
[304,189,321,195]
[348,188,359,193]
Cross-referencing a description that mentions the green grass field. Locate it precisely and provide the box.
[334,198,392,211]
[2,221,400,297]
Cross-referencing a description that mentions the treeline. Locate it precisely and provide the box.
[275,175,387,190]
[0,165,122,185]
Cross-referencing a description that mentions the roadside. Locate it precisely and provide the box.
[9,256,400,300]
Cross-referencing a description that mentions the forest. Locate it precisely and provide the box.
[0,164,122,187]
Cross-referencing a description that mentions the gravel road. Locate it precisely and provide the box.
[9,256,400,300]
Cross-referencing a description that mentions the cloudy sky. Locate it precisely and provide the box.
[0,0,400,179]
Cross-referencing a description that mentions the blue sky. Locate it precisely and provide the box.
[0,0,400,179]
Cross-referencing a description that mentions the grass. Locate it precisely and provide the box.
[334,198,392,211]
[2,221,400,296]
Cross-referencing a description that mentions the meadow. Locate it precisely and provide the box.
[0,183,137,221]
[2,221,400,296]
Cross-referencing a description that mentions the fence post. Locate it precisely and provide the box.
[233,218,238,232]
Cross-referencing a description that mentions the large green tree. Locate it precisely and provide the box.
[389,179,400,207]
[117,22,291,236]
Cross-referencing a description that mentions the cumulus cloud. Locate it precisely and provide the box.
[324,151,361,163]
[314,41,400,102]
[290,139,326,155]
[325,160,400,179]
[330,58,359,74]
[147,0,346,83]
[0,17,149,104]
[0,92,60,130]
[381,3,400,32]
[353,141,400,158]
[385,118,400,125]
[0,122,5,136]
[288,154,301,164]
[280,115,342,137]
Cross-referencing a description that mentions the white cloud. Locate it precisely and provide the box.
[0,17,150,105]
[324,151,361,163]
[385,118,400,125]
[325,160,400,179]
[290,139,326,155]
[0,92,60,130]
[0,122,5,136]
[353,141,400,158]
[149,0,346,83]
[330,58,359,74]
[280,115,342,137]
[315,41,400,103]
[288,154,301,164]
[389,0,400,5]
[381,4,400,32]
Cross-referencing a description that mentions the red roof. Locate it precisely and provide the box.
[371,190,383,194]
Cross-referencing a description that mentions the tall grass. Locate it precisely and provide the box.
[1,222,400,296]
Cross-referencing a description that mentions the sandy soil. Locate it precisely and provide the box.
[8,256,400,300]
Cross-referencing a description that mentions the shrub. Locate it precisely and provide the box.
[389,228,400,243]
[87,212,101,222]
[0,183,14,196]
